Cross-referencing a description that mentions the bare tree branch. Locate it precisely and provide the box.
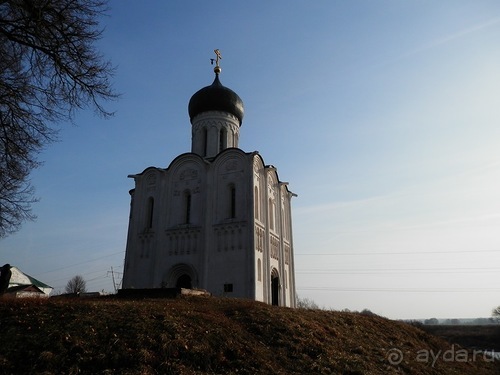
[0,0,117,237]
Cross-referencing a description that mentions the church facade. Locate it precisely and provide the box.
[122,54,297,307]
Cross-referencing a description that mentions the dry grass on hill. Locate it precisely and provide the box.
[0,296,498,374]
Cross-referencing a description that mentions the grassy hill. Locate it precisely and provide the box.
[0,296,498,374]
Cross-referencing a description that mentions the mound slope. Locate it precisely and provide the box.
[0,296,497,374]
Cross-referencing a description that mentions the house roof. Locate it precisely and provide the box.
[9,267,53,295]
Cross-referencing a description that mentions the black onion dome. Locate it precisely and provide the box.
[188,74,244,125]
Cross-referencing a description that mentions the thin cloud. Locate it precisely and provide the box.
[401,17,500,59]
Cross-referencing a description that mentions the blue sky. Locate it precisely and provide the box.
[2,1,500,319]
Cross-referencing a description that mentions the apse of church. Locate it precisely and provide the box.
[122,50,297,307]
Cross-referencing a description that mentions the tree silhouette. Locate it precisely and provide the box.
[492,306,500,321]
[0,0,117,237]
[65,275,87,294]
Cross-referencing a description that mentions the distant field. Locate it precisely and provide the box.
[421,324,500,352]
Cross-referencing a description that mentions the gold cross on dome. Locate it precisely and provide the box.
[214,49,222,67]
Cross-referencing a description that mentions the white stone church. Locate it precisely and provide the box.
[122,52,297,307]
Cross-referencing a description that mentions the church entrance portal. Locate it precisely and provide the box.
[271,272,279,306]
[176,274,192,289]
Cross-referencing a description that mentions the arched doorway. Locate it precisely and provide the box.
[176,274,192,289]
[163,263,198,289]
[271,269,280,306]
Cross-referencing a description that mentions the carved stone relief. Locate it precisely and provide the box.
[270,234,279,260]
[180,168,198,181]
[255,225,265,253]
[284,243,290,265]
[165,228,200,256]
[225,159,238,171]
[146,172,157,185]
[214,223,245,252]
[138,233,154,258]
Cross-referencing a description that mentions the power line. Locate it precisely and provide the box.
[295,249,500,256]
[49,263,123,287]
[297,287,500,293]
[296,267,500,274]
[37,251,125,275]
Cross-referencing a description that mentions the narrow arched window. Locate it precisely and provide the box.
[269,198,274,230]
[219,128,226,153]
[184,191,191,224]
[281,209,285,236]
[254,186,259,220]
[203,128,208,157]
[229,184,236,218]
[258,258,262,282]
[146,197,154,229]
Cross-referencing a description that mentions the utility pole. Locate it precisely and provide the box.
[108,267,118,294]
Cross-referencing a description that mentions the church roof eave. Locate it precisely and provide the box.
[252,154,297,198]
